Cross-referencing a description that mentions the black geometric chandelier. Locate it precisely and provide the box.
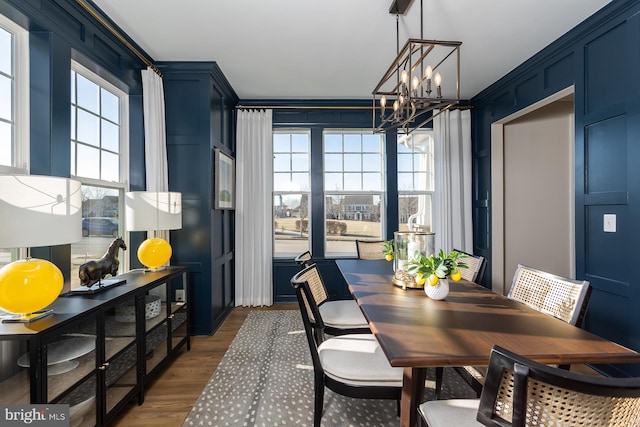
[372,0,461,134]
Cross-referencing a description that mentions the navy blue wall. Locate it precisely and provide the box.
[159,62,238,335]
[472,0,640,376]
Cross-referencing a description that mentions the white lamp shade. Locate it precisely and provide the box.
[0,175,82,248]
[125,191,182,232]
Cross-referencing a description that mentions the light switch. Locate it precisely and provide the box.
[603,214,616,233]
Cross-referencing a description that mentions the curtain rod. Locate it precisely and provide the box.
[75,0,163,77]
[236,104,472,110]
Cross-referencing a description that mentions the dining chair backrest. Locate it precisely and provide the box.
[355,240,386,260]
[477,345,640,427]
[452,249,486,283]
[292,265,328,352]
[507,264,591,327]
[291,263,330,329]
[294,251,313,269]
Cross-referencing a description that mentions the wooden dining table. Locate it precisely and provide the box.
[335,259,640,427]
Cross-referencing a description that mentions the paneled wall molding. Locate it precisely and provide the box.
[472,0,640,377]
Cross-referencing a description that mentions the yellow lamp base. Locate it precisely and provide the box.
[138,238,173,271]
[0,258,63,323]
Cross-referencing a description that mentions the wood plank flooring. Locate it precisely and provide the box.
[111,303,298,427]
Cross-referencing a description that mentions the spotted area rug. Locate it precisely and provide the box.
[183,310,477,426]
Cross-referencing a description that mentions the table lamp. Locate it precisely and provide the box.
[125,191,182,271]
[0,175,82,322]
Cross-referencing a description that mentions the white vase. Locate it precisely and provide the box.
[425,278,449,300]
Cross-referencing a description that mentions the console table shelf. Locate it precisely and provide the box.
[0,266,189,427]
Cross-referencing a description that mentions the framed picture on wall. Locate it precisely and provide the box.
[214,149,235,210]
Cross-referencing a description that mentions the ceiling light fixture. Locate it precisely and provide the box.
[373,0,461,134]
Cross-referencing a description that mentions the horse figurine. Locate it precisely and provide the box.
[79,237,127,288]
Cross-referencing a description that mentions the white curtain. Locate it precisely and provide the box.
[433,109,473,253]
[141,67,169,241]
[235,109,273,306]
[141,67,168,192]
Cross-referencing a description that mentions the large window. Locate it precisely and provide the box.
[0,15,28,270]
[70,62,128,288]
[397,131,434,232]
[273,130,311,257]
[324,130,385,256]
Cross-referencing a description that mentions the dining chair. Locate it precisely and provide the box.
[419,345,640,427]
[291,266,403,427]
[452,249,486,283]
[294,250,313,269]
[441,264,592,398]
[290,263,369,339]
[355,240,387,260]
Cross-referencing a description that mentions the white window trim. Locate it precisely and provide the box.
[71,60,130,187]
[0,14,29,174]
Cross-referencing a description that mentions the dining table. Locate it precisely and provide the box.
[335,259,640,427]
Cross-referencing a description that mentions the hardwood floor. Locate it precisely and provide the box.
[111,303,298,427]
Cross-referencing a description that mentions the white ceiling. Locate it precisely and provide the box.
[92,0,611,100]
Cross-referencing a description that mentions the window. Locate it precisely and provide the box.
[273,130,311,257]
[0,14,28,269]
[70,62,128,288]
[397,131,434,232]
[0,15,28,174]
[324,130,385,256]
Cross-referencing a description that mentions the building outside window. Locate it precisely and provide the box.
[0,15,28,269]
[397,131,434,232]
[70,62,129,288]
[324,130,384,256]
[273,130,311,257]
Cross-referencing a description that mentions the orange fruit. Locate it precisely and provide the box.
[450,270,462,282]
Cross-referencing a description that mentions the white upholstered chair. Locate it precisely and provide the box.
[420,345,640,427]
[291,264,402,427]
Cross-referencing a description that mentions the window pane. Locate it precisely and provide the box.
[362,134,380,152]
[343,134,361,152]
[274,193,310,255]
[398,153,413,172]
[291,134,307,151]
[76,74,99,113]
[71,106,76,140]
[324,153,342,171]
[0,121,10,166]
[0,75,11,120]
[291,153,308,170]
[70,185,121,289]
[273,153,291,172]
[343,154,361,171]
[101,119,119,152]
[273,133,290,151]
[101,151,119,182]
[324,134,341,152]
[76,144,100,179]
[398,172,413,191]
[325,194,382,255]
[398,194,432,232]
[77,109,99,146]
[325,172,343,191]
[362,154,381,172]
[101,88,119,123]
[291,173,310,191]
[362,173,382,191]
[343,173,361,191]
[0,27,10,75]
